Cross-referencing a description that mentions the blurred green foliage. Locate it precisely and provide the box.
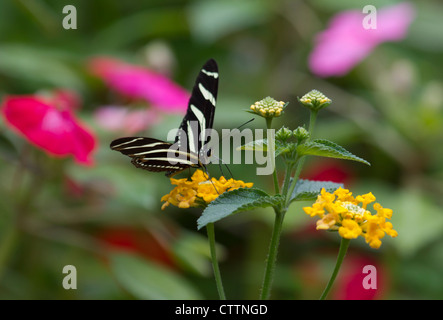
[0,0,443,299]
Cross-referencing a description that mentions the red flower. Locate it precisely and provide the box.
[302,159,354,185]
[1,93,96,165]
[332,255,388,300]
[88,57,190,113]
[97,227,176,269]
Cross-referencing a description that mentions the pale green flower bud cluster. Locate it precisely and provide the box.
[276,126,310,144]
[293,126,310,142]
[298,90,332,111]
[275,127,292,142]
[250,96,286,118]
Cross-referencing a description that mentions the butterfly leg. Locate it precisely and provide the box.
[165,169,185,178]
[218,161,225,177]
[202,165,219,195]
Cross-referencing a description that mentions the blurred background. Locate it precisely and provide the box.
[0,0,442,300]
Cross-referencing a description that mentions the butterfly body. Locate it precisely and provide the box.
[110,59,219,177]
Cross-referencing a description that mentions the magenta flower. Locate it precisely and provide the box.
[1,93,96,165]
[94,105,160,134]
[88,57,190,113]
[309,3,415,77]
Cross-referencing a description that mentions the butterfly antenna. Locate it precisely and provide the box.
[224,162,234,180]
[237,118,255,130]
[212,118,254,179]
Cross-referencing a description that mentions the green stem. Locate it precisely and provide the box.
[272,165,279,195]
[260,209,285,300]
[285,157,304,207]
[259,110,320,300]
[206,223,226,300]
[284,110,318,206]
[281,163,294,197]
[319,238,350,300]
[308,110,318,135]
[265,118,279,195]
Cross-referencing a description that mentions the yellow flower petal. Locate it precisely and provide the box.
[304,189,396,248]
[338,219,362,239]
[161,170,253,210]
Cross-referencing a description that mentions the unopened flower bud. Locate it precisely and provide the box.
[248,96,286,119]
[298,90,332,111]
[276,126,293,142]
[293,126,310,142]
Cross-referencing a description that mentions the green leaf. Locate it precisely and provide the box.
[289,179,344,203]
[109,252,202,300]
[236,139,287,157]
[197,188,282,230]
[297,139,370,165]
[237,139,267,151]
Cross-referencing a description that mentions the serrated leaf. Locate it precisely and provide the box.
[197,188,282,230]
[297,139,370,165]
[289,179,344,203]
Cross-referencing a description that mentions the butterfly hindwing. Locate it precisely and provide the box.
[110,137,194,173]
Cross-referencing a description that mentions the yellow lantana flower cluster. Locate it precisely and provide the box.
[303,188,398,249]
[161,169,253,210]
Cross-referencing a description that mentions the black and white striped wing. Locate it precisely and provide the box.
[110,59,219,176]
[175,59,218,156]
[110,137,197,174]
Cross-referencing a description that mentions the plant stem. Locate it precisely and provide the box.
[319,238,350,300]
[284,110,318,206]
[272,165,280,195]
[259,110,320,299]
[281,163,294,198]
[265,118,279,195]
[308,110,318,134]
[206,223,226,300]
[285,157,304,207]
[260,209,285,300]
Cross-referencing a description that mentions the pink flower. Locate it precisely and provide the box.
[309,3,415,77]
[94,105,160,134]
[1,93,96,165]
[88,57,190,113]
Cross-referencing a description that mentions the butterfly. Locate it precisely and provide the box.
[110,59,219,177]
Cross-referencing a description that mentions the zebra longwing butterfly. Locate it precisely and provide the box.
[110,59,219,177]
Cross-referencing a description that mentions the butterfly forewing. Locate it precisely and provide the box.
[175,59,218,155]
[110,59,219,176]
